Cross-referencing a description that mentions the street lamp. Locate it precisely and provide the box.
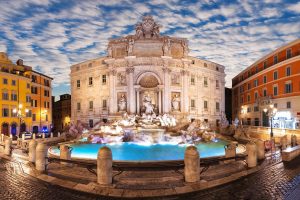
[263,104,277,138]
[13,103,29,136]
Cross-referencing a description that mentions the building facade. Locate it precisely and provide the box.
[232,39,300,129]
[70,16,225,127]
[52,94,71,133]
[0,52,53,136]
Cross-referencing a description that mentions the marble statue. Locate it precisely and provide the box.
[152,24,160,38]
[117,73,126,85]
[163,38,171,56]
[118,94,127,111]
[172,94,180,111]
[182,40,189,57]
[127,39,134,55]
[143,94,154,114]
[135,24,143,39]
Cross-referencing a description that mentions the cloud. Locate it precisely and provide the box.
[0,0,299,97]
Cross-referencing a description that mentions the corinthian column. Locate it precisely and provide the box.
[126,67,135,114]
[109,69,117,114]
[163,67,171,113]
[181,70,189,113]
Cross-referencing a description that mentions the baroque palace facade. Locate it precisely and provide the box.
[232,39,300,129]
[70,16,225,127]
[0,52,53,136]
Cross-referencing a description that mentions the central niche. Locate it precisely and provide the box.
[139,74,159,88]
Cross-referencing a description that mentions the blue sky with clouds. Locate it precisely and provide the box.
[0,0,299,98]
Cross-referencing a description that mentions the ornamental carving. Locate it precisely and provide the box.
[135,15,161,39]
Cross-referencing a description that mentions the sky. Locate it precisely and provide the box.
[0,0,299,99]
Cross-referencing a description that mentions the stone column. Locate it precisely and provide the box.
[29,140,37,163]
[60,145,72,166]
[136,89,140,114]
[42,133,45,139]
[184,146,200,183]
[50,132,53,138]
[163,67,171,113]
[181,70,189,113]
[109,69,117,114]
[255,139,265,160]
[246,141,257,168]
[225,141,237,163]
[97,146,112,185]
[126,67,135,114]
[158,89,162,114]
[22,133,25,141]
[35,142,48,171]
[280,135,287,150]
[4,138,12,156]
[58,132,61,137]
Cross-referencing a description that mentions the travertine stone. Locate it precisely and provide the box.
[255,139,265,160]
[29,140,37,163]
[97,146,112,185]
[42,133,45,139]
[60,145,71,166]
[22,134,25,141]
[225,141,237,163]
[291,135,297,147]
[246,141,257,168]
[4,138,12,156]
[35,142,48,171]
[184,146,200,183]
[33,133,36,139]
[50,132,54,138]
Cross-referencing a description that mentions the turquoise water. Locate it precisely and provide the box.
[50,140,229,161]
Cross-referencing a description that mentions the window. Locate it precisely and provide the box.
[26,110,32,117]
[204,77,208,87]
[89,119,93,128]
[263,76,267,84]
[32,114,36,121]
[255,66,259,73]
[44,101,47,108]
[3,78,8,84]
[273,86,278,96]
[27,83,30,88]
[102,75,107,84]
[47,102,50,108]
[273,71,278,80]
[286,49,292,59]
[77,102,81,111]
[216,80,219,89]
[273,55,278,64]
[191,99,195,108]
[12,80,16,86]
[11,93,17,101]
[46,114,48,121]
[240,96,244,103]
[216,66,219,71]
[263,61,267,69]
[191,75,195,85]
[31,99,37,107]
[89,101,93,110]
[247,83,251,90]
[31,87,38,94]
[247,107,251,113]
[204,63,207,67]
[2,108,9,117]
[77,80,80,88]
[247,94,251,102]
[32,75,37,83]
[11,109,17,117]
[240,86,244,93]
[285,83,292,93]
[263,89,267,97]
[44,90,49,97]
[102,99,107,109]
[287,101,291,109]
[286,66,291,76]
[254,79,258,87]
[26,95,31,103]
[44,79,50,87]
[254,118,259,126]
[2,92,9,100]
[204,100,208,110]
[254,106,259,112]
[216,102,220,112]
[254,92,258,100]
[89,77,93,85]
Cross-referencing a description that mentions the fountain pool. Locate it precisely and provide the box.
[49,139,246,162]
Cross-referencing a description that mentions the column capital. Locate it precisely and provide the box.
[126,67,134,74]
[180,69,189,76]
[109,69,117,76]
[162,67,171,73]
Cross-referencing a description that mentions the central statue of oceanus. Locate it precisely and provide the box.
[143,94,154,114]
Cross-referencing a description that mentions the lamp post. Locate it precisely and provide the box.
[13,104,29,137]
[263,104,277,138]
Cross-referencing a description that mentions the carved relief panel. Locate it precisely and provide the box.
[171,72,181,86]
[117,72,127,86]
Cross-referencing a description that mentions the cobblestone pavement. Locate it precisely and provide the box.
[0,157,300,200]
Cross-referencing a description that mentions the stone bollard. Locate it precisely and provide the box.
[184,146,200,183]
[280,135,288,150]
[4,138,12,156]
[29,140,37,163]
[33,133,36,140]
[246,141,257,168]
[35,142,48,172]
[60,145,72,166]
[291,135,297,147]
[97,146,112,185]
[50,132,53,138]
[42,133,45,139]
[255,139,265,160]
[10,134,13,139]
[58,132,61,137]
[22,133,25,141]
[225,141,237,163]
